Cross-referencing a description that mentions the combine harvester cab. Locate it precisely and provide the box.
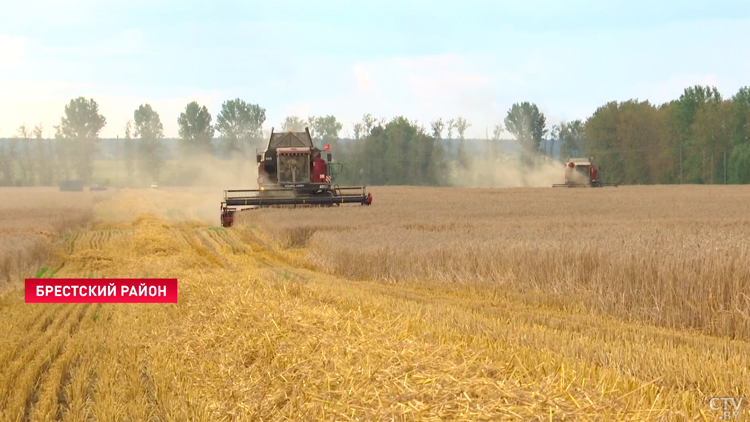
[220,127,372,227]
[553,157,618,188]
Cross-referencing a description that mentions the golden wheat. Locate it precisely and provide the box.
[0,186,748,421]
[236,185,750,340]
[0,187,107,288]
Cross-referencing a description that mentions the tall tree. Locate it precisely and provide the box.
[731,87,750,147]
[54,97,106,182]
[454,116,471,168]
[177,101,215,156]
[431,118,445,140]
[16,125,34,185]
[674,86,723,183]
[123,121,136,185]
[311,115,343,148]
[33,124,54,186]
[0,142,12,185]
[133,104,165,183]
[445,118,456,159]
[215,99,266,156]
[557,120,586,159]
[490,123,503,159]
[281,115,306,132]
[353,122,364,140]
[362,114,376,135]
[504,102,547,166]
[306,116,317,138]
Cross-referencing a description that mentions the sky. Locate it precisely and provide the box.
[1,0,749,139]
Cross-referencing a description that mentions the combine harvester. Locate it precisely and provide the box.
[220,128,373,227]
[553,157,618,188]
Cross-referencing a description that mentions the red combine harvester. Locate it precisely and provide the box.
[553,157,618,188]
[220,128,372,227]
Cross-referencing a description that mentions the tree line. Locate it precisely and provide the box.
[0,84,748,187]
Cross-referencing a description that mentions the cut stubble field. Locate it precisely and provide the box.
[0,185,748,421]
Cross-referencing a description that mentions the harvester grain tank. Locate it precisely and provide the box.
[220,128,372,227]
[553,157,618,188]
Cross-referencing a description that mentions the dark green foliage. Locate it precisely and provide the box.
[134,103,165,183]
[178,102,215,156]
[338,116,447,186]
[504,102,547,166]
[54,97,107,183]
[216,99,266,156]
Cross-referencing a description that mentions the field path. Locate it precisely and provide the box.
[1,189,748,421]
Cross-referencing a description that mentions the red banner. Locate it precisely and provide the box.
[25,279,178,303]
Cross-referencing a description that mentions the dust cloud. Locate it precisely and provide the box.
[144,153,261,225]
[450,156,565,188]
[165,152,259,191]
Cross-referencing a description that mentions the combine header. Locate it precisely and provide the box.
[220,128,372,227]
[553,157,618,188]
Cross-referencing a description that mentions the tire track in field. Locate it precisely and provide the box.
[64,232,81,254]
[54,356,79,422]
[0,304,62,390]
[54,303,100,422]
[191,229,231,267]
[23,303,96,422]
[0,304,78,411]
[140,363,165,422]
[24,304,59,332]
[21,337,65,422]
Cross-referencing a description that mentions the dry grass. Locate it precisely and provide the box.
[0,186,748,421]
[237,185,750,340]
[0,188,108,287]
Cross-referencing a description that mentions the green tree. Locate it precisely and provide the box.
[445,118,455,159]
[584,100,661,184]
[123,121,136,185]
[311,115,343,150]
[281,115,306,132]
[0,143,11,186]
[33,124,54,186]
[454,117,471,168]
[490,123,503,159]
[557,120,585,159]
[731,87,750,147]
[430,118,445,140]
[54,97,106,182]
[728,142,750,184]
[215,99,266,156]
[691,100,734,183]
[177,101,215,156]
[353,122,364,140]
[674,86,723,183]
[133,104,165,183]
[348,116,447,186]
[16,125,34,185]
[504,102,547,166]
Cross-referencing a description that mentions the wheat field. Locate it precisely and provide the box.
[0,188,111,289]
[0,185,748,421]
